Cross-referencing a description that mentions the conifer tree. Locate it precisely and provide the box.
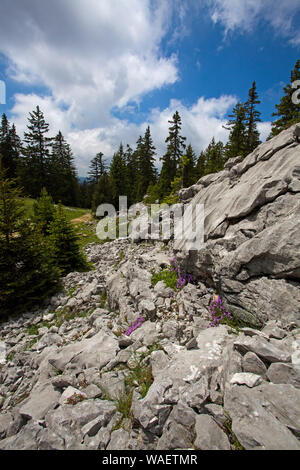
[177,144,197,189]
[0,115,21,179]
[204,138,225,174]
[33,188,56,235]
[88,152,105,185]
[158,111,186,198]
[0,161,60,314]
[124,144,138,205]
[224,103,247,160]
[270,59,300,137]
[136,126,157,202]
[48,204,89,275]
[20,106,53,198]
[109,143,128,207]
[244,81,261,154]
[49,131,79,206]
[92,171,112,213]
[196,151,206,180]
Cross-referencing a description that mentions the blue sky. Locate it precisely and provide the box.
[0,0,299,175]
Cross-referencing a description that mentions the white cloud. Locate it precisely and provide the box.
[205,0,300,45]
[11,92,239,175]
[1,1,273,175]
[0,0,178,131]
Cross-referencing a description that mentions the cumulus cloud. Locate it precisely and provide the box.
[1,0,273,175]
[10,92,238,175]
[205,0,300,45]
[0,0,178,130]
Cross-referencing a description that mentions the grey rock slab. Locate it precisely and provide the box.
[129,321,159,347]
[194,414,231,450]
[156,420,194,450]
[19,381,60,421]
[51,374,76,389]
[0,412,14,439]
[204,404,228,426]
[131,378,173,435]
[98,371,125,400]
[150,350,170,378]
[242,351,268,377]
[234,335,291,363]
[267,362,300,388]
[81,401,116,437]
[256,382,300,434]
[224,385,300,450]
[0,421,42,450]
[0,341,6,364]
[106,429,130,450]
[230,372,262,388]
[48,329,119,371]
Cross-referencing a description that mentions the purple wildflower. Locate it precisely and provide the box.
[208,296,232,328]
[125,316,145,336]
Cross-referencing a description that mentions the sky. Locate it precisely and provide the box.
[0,0,299,176]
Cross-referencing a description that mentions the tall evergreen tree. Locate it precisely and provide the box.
[196,151,207,180]
[158,111,186,198]
[88,152,105,185]
[224,102,247,160]
[49,131,79,206]
[136,126,157,202]
[48,204,89,275]
[124,144,138,205]
[33,188,56,235]
[244,81,261,154]
[109,143,128,207]
[0,161,60,314]
[178,144,197,189]
[270,59,300,137]
[204,138,225,175]
[0,114,21,179]
[92,171,112,213]
[20,106,53,197]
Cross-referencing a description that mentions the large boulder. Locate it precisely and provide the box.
[174,125,300,326]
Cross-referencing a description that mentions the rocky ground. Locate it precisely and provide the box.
[0,125,300,450]
[0,237,299,450]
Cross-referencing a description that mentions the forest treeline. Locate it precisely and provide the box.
[0,60,299,315]
[0,60,299,211]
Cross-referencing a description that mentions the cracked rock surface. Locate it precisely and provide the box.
[0,125,299,450]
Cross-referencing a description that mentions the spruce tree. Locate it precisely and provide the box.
[88,152,105,185]
[0,161,60,315]
[136,126,157,202]
[33,188,56,235]
[109,143,128,207]
[48,204,89,275]
[20,106,53,198]
[0,115,21,179]
[244,81,261,154]
[124,144,138,205]
[196,151,207,180]
[224,103,247,160]
[177,144,197,189]
[158,111,186,198]
[270,60,300,137]
[49,131,79,206]
[92,171,112,213]
[204,138,225,174]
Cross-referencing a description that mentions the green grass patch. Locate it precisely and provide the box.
[151,266,178,290]
[125,362,154,399]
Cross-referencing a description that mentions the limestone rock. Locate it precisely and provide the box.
[194,414,231,450]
